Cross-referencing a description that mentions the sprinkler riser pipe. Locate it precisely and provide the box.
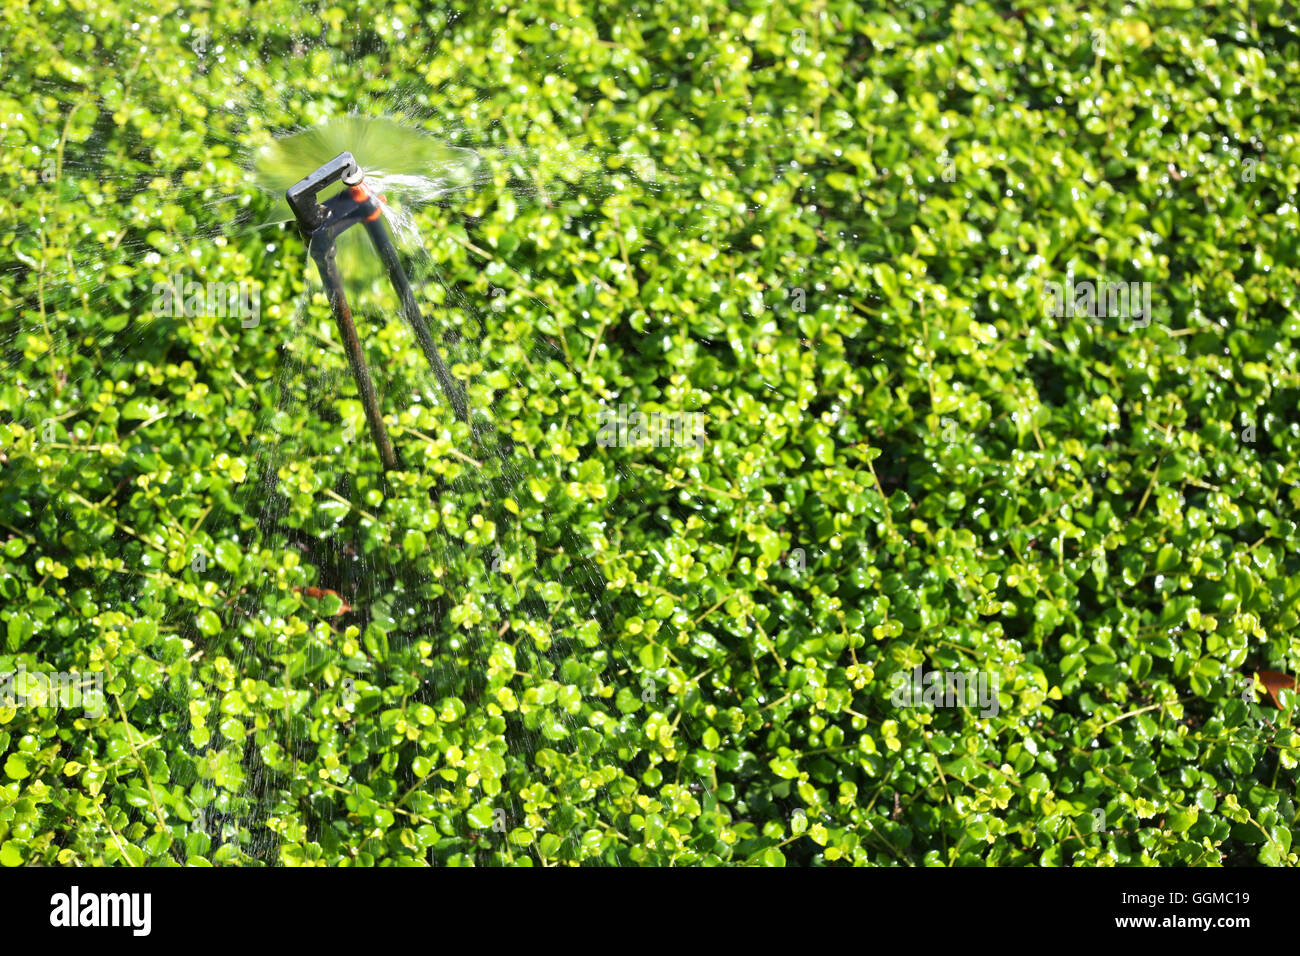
[312,241,400,472]
[362,216,469,424]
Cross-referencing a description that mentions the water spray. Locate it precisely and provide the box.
[286,151,469,470]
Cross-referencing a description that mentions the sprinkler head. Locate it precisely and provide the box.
[285,151,364,234]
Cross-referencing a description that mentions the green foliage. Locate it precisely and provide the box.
[1,0,1300,867]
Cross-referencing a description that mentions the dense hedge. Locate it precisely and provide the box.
[1,0,1299,866]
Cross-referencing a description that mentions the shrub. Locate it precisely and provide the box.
[1,0,1299,866]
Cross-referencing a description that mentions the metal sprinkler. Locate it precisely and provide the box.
[286,151,468,470]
